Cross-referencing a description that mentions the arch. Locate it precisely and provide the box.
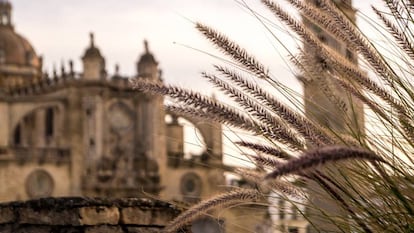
[10,101,65,146]
[9,101,65,132]
[166,111,222,160]
[177,116,206,158]
[106,100,134,131]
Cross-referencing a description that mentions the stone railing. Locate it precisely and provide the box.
[7,74,134,97]
[0,147,71,164]
[0,197,189,233]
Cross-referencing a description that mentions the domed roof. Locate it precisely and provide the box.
[82,32,104,60]
[0,25,40,68]
[139,53,156,64]
[138,40,157,65]
[83,47,102,58]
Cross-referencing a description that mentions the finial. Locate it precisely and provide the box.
[60,60,66,76]
[158,69,163,81]
[43,70,49,79]
[89,32,95,47]
[39,55,43,67]
[69,60,74,75]
[115,64,120,75]
[53,64,57,78]
[144,40,149,53]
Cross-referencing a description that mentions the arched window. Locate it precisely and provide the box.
[45,108,54,138]
[13,124,21,145]
[288,227,299,233]
[279,199,285,220]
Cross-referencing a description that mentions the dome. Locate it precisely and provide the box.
[139,53,156,64]
[0,25,40,68]
[82,32,103,60]
[83,46,102,59]
[138,40,157,65]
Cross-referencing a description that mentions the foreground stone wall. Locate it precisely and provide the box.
[0,197,188,233]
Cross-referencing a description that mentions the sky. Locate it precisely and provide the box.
[11,0,379,91]
[10,0,383,165]
[11,0,303,92]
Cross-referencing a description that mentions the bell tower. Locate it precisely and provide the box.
[136,40,159,81]
[302,1,364,232]
[135,40,167,195]
[82,33,106,80]
[303,0,363,137]
[0,0,12,27]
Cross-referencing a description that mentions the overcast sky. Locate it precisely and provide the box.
[11,0,279,92]
[11,0,382,164]
[11,0,379,91]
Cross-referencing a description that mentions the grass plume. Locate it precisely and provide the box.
[163,188,260,233]
[133,0,414,231]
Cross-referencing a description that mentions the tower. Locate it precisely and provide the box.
[302,1,364,232]
[134,40,166,195]
[137,40,159,81]
[303,0,363,136]
[0,0,11,27]
[82,33,106,80]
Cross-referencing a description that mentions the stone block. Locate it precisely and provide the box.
[149,209,176,225]
[0,207,15,224]
[79,206,119,225]
[125,227,163,233]
[0,224,12,233]
[50,226,84,233]
[14,225,52,233]
[85,225,123,233]
[19,207,80,225]
[121,207,151,225]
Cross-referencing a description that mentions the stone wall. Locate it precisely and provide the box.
[0,197,188,233]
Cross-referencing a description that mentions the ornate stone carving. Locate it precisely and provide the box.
[25,169,54,198]
[180,172,202,202]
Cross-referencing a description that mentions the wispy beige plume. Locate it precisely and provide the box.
[265,146,385,179]
[163,188,259,233]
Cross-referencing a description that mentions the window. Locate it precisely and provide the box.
[45,108,54,138]
[279,199,285,220]
[85,108,92,116]
[288,227,299,233]
[14,124,21,145]
[291,206,298,220]
[89,138,95,146]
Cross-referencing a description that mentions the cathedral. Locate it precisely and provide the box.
[0,0,225,205]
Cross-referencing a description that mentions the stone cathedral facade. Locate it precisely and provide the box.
[0,0,226,209]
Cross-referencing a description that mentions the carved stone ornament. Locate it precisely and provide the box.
[180,172,202,197]
[25,169,54,198]
[108,102,133,132]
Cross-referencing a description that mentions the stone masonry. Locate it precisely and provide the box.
[0,197,189,233]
